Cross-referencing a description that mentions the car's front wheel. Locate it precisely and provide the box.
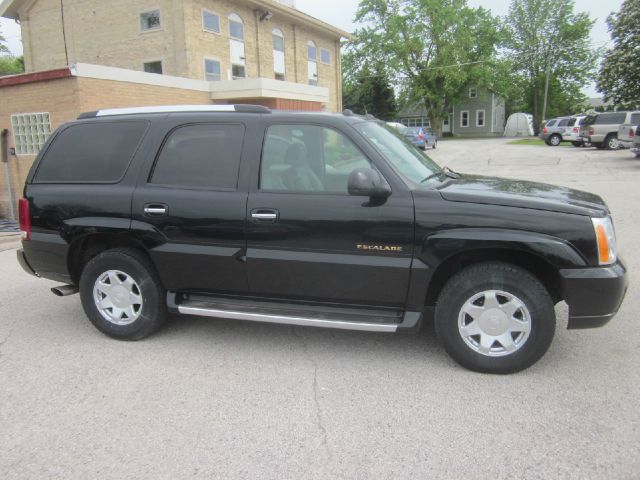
[605,134,619,150]
[79,248,167,340]
[435,262,555,374]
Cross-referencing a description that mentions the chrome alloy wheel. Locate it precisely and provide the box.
[457,290,532,357]
[549,135,561,146]
[93,270,143,326]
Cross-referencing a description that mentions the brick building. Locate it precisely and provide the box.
[0,0,349,217]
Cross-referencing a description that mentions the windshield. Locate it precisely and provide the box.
[355,122,442,185]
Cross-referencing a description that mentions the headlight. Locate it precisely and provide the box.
[591,217,617,265]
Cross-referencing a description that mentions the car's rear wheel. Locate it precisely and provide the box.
[548,134,561,146]
[434,262,555,374]
[79,248,167,340]
[604,134,619,150]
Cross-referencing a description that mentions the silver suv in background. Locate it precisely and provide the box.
[617,112,640,149]
[562,116,588,147]
[580,111,640,150]
[540,117,570,146]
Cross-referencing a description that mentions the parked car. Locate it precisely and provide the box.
[562,116,589,147]
[17,105,627,374]
[580,111,640,150]
[539,117,570,146]
[617,112,640,148]
[403,127,433,150]
[632,131,640,158]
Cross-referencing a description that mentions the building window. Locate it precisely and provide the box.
[232,64,246,79]
[140,10,161,32]
[272,28,285,80]
[400,117,430,128]
[143,61,163,74]
[460,110,469,127]
[204,58,221,81]
[229,13,244,41]
[469,87,477,98]
[11,112,52,156]
[307,40,318,86]
[476,109,485,127]
[320,49,331,65]
[202,10,220,33]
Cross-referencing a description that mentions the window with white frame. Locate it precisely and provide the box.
[320,48,331,64]
[469,87,477,98]
[272,28,285,80]
[202,10,220,33]
[476,109,485,127]
[460,110,469,127]
[11,112,52,155]
[204,58,221,81]
[400,117,431,128]
[307,40,318,86]
[140,10,161,32]
[229,13,246,79]
[229,13,244,40]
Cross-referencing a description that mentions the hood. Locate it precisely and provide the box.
[436,174,609,217]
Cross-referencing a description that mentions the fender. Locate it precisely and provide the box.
[405,228,588,310]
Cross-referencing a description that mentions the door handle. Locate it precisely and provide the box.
[251,209,279,223]
[144,204,168,216]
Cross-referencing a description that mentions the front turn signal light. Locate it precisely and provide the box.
[592,217,617,265]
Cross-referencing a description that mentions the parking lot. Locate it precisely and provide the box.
[0,138,638,479]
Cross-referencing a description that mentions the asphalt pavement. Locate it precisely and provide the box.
[0,138,638,479]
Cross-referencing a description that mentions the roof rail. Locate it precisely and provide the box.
[77,104,271,119]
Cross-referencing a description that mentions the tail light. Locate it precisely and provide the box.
[543,127,548,133]
[630,129,635,138]
[573,127,579,133]
[18,198,31,241]
[588,127,594,135]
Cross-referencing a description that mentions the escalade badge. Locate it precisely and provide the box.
[357,244,403,252]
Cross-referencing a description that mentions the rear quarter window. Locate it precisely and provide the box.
[630,113,640,124]
[595,113,626,125]
[567,118,577,127]
[35,121,148,183]
[558,119,570,127]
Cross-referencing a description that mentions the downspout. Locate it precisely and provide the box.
[254,10,262,77]
[1,129,16,221]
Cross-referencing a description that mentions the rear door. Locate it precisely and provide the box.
[244,119,415,308]
[131,115,255,294]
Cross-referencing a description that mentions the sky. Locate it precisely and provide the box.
[0,0,624,96]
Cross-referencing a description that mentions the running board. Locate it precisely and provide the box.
[168,293,421,333]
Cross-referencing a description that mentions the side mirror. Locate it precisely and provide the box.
[348,168,391,198]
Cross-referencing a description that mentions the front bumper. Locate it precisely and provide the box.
[16,248,38,277]
[560,259,628,329]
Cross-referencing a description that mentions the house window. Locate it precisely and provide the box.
[202,10,220,33]
[229,14,244,41]
[143,61,163,74]
[272,28,285,80]
[204,58,221,81]
[320,49,331,64]
[307,40,318,86]
[140,10,161,32]
[460,110,469,127]
[232,64,246,79]
[469,87,477,98]
[11,112,52,156]
[476,109,485,127]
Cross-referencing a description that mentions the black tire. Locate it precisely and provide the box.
[548,134,561,146]
[604,134,619,150]
[434,262,555,374]
[79,248,167,340]
[571,141,582,147]
[432,141,437,149]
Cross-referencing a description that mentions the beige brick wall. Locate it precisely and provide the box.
[19,0,342,111]
[0,77,81,218]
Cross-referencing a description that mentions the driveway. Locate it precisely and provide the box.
[1,138,638,479]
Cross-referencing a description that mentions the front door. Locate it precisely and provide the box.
[131,120,249,294]
[245,122,415,307]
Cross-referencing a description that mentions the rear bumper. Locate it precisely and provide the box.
[16,248,38,277]
[560,259,628,329]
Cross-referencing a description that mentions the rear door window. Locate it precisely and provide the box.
[630,113,640,124]
[35,121,148,183]
[151,124,244,189]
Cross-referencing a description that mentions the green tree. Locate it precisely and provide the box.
[0,55,24,76]
[597,0,640,106]
[348,0,502,133]
[503,0,597,124]
[342,60,398,120]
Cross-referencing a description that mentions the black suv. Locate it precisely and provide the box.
[16,105,628,373]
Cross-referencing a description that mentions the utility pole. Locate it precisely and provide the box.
[541,61,551,122]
